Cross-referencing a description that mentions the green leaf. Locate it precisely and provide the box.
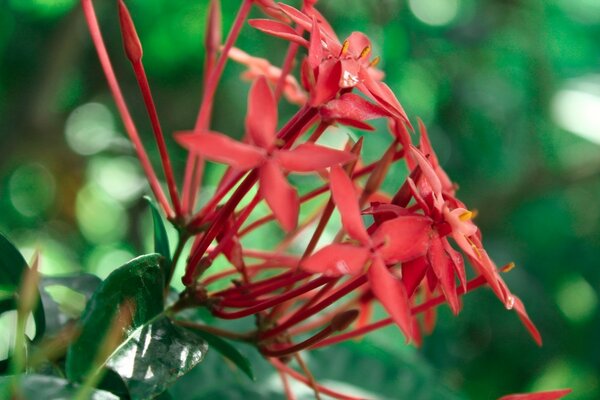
[66,254,165,382]
[105,316,208,400]
[182,326,255,381]
[0,374,119,400]
[144,196,171,275]
[0,233,45,341]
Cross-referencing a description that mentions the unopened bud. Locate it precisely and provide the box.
[330,309,359,332]
[118,0,143,63]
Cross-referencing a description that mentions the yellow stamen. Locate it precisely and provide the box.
[369,56,380,68]
[459,210,473,222]
[502,262,516,273]
[340,39,350,56]
[359,45,371,59]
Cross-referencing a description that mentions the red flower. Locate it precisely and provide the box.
[177,76,354,231]
[302,165,432,340]
[250,3,411,125]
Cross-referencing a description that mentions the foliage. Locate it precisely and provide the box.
[1,0,598,399]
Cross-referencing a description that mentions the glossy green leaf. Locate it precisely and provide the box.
[145,196,171,278]
[105,316,207,400]
[0,374,119,400]
[182,326,255,381]
[0,233,45,341]
[66,254,165,382]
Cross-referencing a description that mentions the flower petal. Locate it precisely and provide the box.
[512,295,543,346]
[246,76,278,149]
[310,59,342,107]
[276,143,355,172]
[401,256,429,298]
[277,3,312,31]
[428,234,460,315]
[359,69,410,125]
[346,31,371,57]
[302,244,370,277]
[368,256,412,341]
[329,165,370,244]
[497,389,572,400]
[175,131,264,169]
[308,16,322,70]
[373,215,432,263]
[248,19,309,47]
[443,240,467,292]
[410,145,442,195]
[259,160,299,232]
[320,93,389,123]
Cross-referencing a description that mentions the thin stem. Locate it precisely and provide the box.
[132,61,182,216]
[311,275,489,349]
[213,276,331,319]
[294,353,322,400]
[260,326,333,358]
[182,0,253,213]
[270,359,364,400]
[260,275,368,340]
[81,0,173,218]
[183,106,317,285]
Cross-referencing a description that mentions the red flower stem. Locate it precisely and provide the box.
[188,156,205,213]
[81,0,173,218]
[260,275,368,340]
[274,202,326,255]
[183,170,258,285]
[260,326,333,357]
[277,369,295,400]
[307,121,329,143]
[270,359,365,400]
[185,104,316,284]
[192,170,246,225]
[293,354,322,400]
[289,297,358,336]
[311,275,489,349]
[213,276,331,318]
[213,270,303,299]
[202,263,290,286]
[285,280,338,323]
[131,61,182,216]
[206,192,261,265]
[186,105,316,232]
[243,249,301,265]
[219,275,316,307]
[238,148,406,237]
[182,0,253,213]
[274,42,300,101]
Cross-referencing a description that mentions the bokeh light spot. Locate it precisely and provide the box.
[8,163,56,218]
[556,275,597,323]
[0,311,36,360]
[9,0,76,18]
[88,156,146,203]
[86,245,135,279]
[65,102,116,155]
[76,184,127,244]
[408,0,460,26]
[552,75,600,145]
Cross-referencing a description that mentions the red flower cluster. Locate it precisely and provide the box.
[81,0,567,399]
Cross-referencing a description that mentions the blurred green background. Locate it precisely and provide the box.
[1,0,599,398]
